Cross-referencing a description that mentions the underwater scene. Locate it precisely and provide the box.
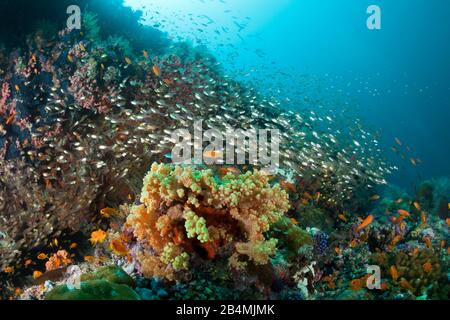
[0,0,449,303]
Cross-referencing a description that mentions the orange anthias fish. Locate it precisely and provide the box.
[163,78,174,86]
[89,229,107,245]
[391,235,402,246]
[24,259,33,267]
[395,137,402,146]
[290,218,299,225]
[446,218,450,227]
[413,201,421,211]
[152,64,161,77]
[399,279,413,291]
[143,50,149,59]
[32,271,43,279]
[397,209,410,218]
[84,255,109,264]
[357,214,374,231]
[37,253,48,260]
[390,215,404,225]
[203,150,223,159]
[3,266,14,274]
[125,57,132,65]
[100,207,119,218]
[390,265,399,281]
[69,243,78,249]
[421,211,427,226]
[338,214,347,222]
[395,198,403,204]
[350,278,363,291]
[410,158,417,166]
[5,111,16,125]
[369,194,380,201]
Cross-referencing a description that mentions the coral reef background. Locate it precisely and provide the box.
[0,0,448,301]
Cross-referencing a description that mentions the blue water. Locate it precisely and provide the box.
[126,0,450,190]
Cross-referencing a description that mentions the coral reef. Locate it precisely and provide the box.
[0,0,447,302]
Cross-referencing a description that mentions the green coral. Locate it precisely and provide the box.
[183,210,209,243]
[45,279,140,300]
[173,252,190,270]
[297,206,333,233]
[271,216,313,258]
[83,11,101,42]
[80,265,135,287]
[160,243,190,271]
[45,266,139,300]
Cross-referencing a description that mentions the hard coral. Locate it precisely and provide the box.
[125,163,290,280]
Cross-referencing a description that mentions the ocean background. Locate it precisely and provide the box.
[124,0,450,191]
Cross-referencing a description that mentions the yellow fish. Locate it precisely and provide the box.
[32,271,43,279]
[125,57,132,65]
[100,207,119,218]
[37,253,48,260]
[369,194,380,201]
